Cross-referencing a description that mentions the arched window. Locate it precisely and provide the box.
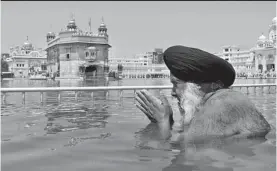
[86,52,89,57]
[258,64,263,72]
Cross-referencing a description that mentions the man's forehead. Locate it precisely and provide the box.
[170,73,184,83]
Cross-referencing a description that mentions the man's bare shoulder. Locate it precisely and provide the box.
[188,88,270,138]
[196,88,259,125]
[204,88,253,108]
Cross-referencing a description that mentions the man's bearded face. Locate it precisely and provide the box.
[170,74,185,102]
[179,82,205,125]
[170,74,205,125]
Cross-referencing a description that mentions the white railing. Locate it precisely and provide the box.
[1,84,276,104]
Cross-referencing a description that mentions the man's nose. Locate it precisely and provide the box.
[171,88,177,97]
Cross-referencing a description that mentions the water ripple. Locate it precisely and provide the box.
[1,79,276,171]
[64,133,112,147]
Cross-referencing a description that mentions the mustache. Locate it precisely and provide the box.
[171,94,177,98]
[171,94,180,101]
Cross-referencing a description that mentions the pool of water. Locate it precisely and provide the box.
[1,78,276,171]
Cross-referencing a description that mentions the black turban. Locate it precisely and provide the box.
[163,45,236,87]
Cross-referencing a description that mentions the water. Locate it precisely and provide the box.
[1,78,276,171]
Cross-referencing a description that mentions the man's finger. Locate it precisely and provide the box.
[135,96,151,114]
[136,103,149,115]
[135,95,147,107]
[136,104,157,123]
[136,91,152,107]
[141,90,161,107]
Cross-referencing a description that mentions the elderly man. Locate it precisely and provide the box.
[135,45,270,142]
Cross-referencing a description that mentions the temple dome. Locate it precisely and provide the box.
[23,40,33,50]
[67,19,77,28]
[258,34,266,42]
[47,32,55,36]
[69,19,75,24]
[100,22,106,27]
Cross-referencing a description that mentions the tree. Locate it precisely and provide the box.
[1,58,9,72]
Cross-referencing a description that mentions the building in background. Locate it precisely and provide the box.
[135,52,154,66]
[215,17,276,74]
[251,17,276,73]
[44,16,111,78]
[8,38,47,77]
[108,48,167,72]
[214,45,254,73]
[152,48,164,64]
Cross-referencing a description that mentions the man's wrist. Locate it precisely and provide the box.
[157,118,172,140]
[158,118,171,127]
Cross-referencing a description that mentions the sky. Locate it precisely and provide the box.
[1,1,276,58]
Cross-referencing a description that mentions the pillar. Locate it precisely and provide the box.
[255,56,259,73]
[262,56,266,72]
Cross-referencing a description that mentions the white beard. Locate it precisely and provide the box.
[170,97,184,132]
[180,83,205,125]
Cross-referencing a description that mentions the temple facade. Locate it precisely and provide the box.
[251,17,276,73]
[215,17,276,74]
[9,38,47,77]
[45,17,111,78]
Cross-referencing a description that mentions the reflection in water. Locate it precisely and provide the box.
[135,123,166,150]
[44,103,110,134]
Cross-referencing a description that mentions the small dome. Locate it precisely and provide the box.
[100,22,106,27]
[272,17,277,24]
[23,41,32,48]
[47,32,55,36]
[69,19,75,24]
[67,19,76,27]
[22,42,33,50]
[258,34,266,42]
[24,41,31,45]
